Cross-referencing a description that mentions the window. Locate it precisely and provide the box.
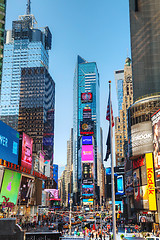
[135,0,139,12]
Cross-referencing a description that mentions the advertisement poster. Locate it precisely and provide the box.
[83,199,93,205]
[81,92,92,103]
[142,185,149,209]
[21,133,33,170]
[82,163,94,184]
[82,136,92,145]
[83,109,92,120]
[81,145,94,162]
[116,175,124,194]
[39,153,44,174]
[20,176,35,205]
[134,186,143,209]
[44,189,59,200]
[133,168,140,187]
[0,169,21,205]
[0,120,19,165]
[82,185,94,196]
[80,120,94,135]
[125,170,133,196]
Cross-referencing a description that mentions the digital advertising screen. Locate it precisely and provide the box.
[83,109,92,120]
[82,185,94,196]
[39,153,44,174]
[82,163,94,184]
[125,170,133,196]
[44,160,50,177]
[44,189,59,200]
[80,120,94,135]
[133,168,140,187]
[116,175,124,194]
[43,136,53,146]
[83,199,93,205]
[82,136,92,145]
[20,175,35,205]
[81,145,94,162]
[21,133,33,170]
[0,120,19,164]
[81,92,93,103]
[142,185,149,209]
[134,186,143,209]
[0,169,21,205]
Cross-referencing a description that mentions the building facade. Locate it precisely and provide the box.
[73,55,102,206]
[129,0,160,101]
[114,69,124,116]
[115,58,133,166]
[0,9,51,129]
[0,0,6,88]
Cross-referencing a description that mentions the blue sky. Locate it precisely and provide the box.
[5,0,131,167]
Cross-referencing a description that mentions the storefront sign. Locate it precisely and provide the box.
[146,153,157,211]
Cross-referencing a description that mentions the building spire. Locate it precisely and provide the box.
[26,0,31,15]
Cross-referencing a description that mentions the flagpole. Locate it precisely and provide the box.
[109,81,116,240]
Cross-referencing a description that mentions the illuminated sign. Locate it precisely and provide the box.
[80,120,94,135]
[82,185,94,196]
[0,120,19,164]
[21,133,33,170]
[133,155,145,169]
[81,92,92,103]
[82,136,92,145]
[20,176,35,205]
[83,199,93,205]
[82,163,93,184]
[146,153,157,211]
[83,109,92,120]
[44,189,59,200]
[81,145,94,162]
[117,175,124,194]
[0,169,21,205]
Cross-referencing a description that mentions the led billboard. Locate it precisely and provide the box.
[83,109,92,120]
[81,145,94,162]
[83,199,93,205]
[21,133,33,170]
[82,185,94,196]
[116,175,124,194]
[20,175,35,205]
[82,136,92,145]
[130,122,153,157]
[81,92,92,103]
[82,163,94,184]
[39,153,44,174]
[0,169,21,205]
[0,120,19,164]
[80,120,94,135]
[44,189,59,200]
[125,170,133,196]
[151,110,160,187]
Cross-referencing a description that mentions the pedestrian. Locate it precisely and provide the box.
[96,233,98,240]
[91,232,94,239]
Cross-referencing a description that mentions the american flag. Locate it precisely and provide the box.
[106,92,114,127]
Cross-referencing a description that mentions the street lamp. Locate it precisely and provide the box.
[69,199,73,236]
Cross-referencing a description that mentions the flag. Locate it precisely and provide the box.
[104,126,111,161]
[106,92,114,127]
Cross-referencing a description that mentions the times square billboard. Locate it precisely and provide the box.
[80,120,94,135]
[21,133,33,170]
[81,145,94,162]
[0,120,19,164]
[151,109,160,187]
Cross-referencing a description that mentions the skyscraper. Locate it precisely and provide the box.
[0,1,52,129]
[114,70,124,116]
[0,0,6,87]
[73,55,102,205]
[129,0,160,101]
[115,57,133,166]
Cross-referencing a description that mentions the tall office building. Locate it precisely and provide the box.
[0,1,52,129]
[73,55,102,205]
[18,67,55,164]
[115,57,133,166]
[0,0,6,87]
[114,70,124,116]
[129,0,160,101]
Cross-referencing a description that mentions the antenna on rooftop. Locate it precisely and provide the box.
[26,0,31,15]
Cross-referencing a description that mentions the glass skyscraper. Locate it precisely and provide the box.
[0,0,6,88]
[0,10,51,129]
[73,55,102,205]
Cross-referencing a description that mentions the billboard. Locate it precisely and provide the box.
[82,163,94,184]
[151,110,160,187]
[133,168,140,187]
[0,169,21,205]
[44,160,50,177]
[130,122,153,157]
[145,153,157,211]
[125,170,133,196]
[82,136,92,145]
[116,175,124,194]
[80,120,94,135]
[83,198,93,205]
[81,145,94,162]
[44,189,59,200]
[142,185,149,209]
[133,155,145,169]
[81,92,92,103]
[19,176,35,205]
[82,185,94,196]
[0,120,19,164]
[83,109,92,120]
[21,133,33,170]
[43,136,53,146]
[39,153,44,174]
